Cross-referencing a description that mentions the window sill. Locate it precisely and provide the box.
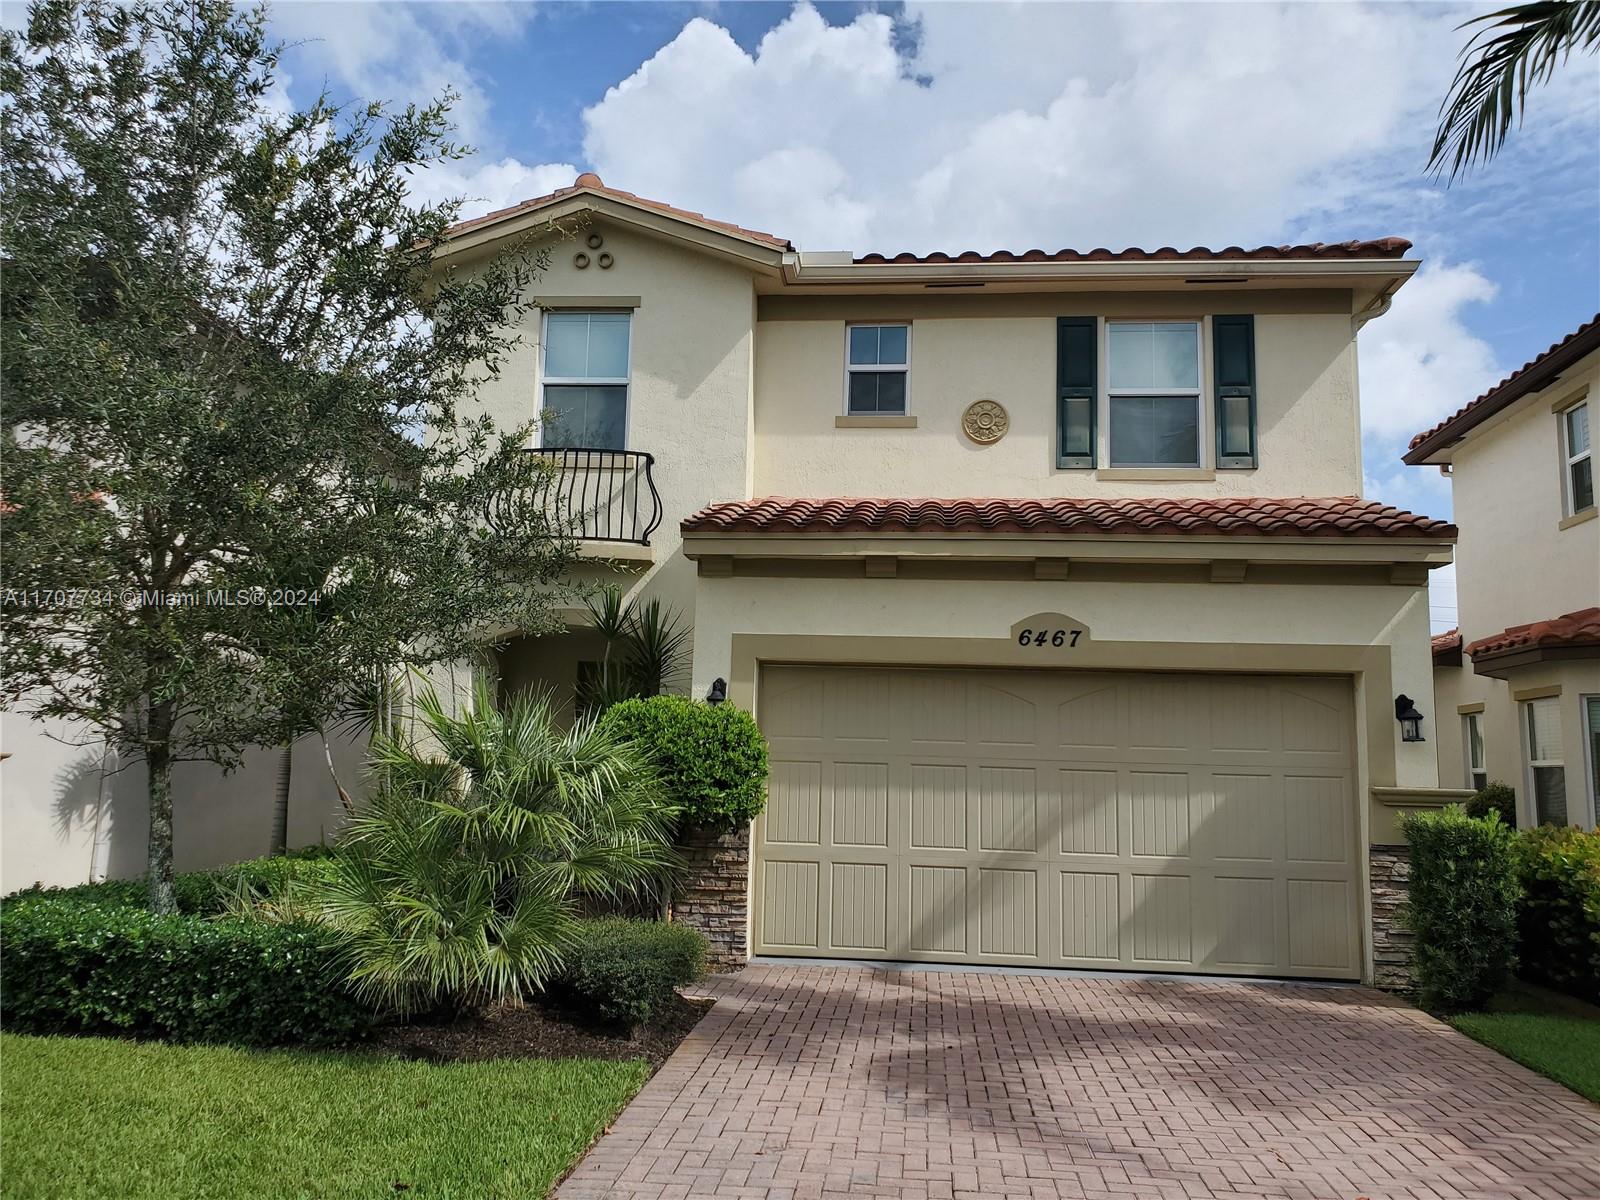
[1094,468,1216,482]
[836,415,917,429]
[1558,507,1597,530]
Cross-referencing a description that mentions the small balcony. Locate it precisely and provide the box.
[490,447,664,547]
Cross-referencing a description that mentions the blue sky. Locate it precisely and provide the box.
[10,0,1596,628]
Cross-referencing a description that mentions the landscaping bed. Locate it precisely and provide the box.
[369,992,712,1069]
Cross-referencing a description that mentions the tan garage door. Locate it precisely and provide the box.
[753,666,1360,979]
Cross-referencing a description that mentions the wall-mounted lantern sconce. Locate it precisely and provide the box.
[705,678,727,705]
[1394,694,1426,743]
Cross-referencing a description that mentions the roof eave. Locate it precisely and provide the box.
[433,189,791,272]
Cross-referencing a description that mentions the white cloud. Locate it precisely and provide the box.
[1358,263,1502,441]
[403,157,579,222]
[579,1,1473,253]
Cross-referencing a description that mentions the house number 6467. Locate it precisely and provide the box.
[1017,628,1082,648]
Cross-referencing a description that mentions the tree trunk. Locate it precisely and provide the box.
[270,742,292,855]
[146,698,178,914]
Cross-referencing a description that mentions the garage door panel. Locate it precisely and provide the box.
[909,764,968,850]
[1284,775,1351,863]
[1208,773,1281,862]
[978,868,1038,957]
[765,760,822,845]
[1287,879,1356,971]
[756,666,1359,980]
[761,860,820,949]
[830,864,888,952]
[1129,771,1193,858]
[977,766,1038,852]
[1130,874,1193,965]
[1059,768,1119,855]
[832,762,889,847]
[1059,871,1120,961]
[908,866,968,955]
[1057,684,1121,749]
[1213,876,1280,968]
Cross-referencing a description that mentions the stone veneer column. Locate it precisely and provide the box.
[671,826,750,970]
[1369,844,1414,991]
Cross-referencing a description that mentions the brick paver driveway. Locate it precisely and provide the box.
[558,962,1600,1200]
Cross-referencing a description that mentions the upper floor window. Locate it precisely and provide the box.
[1563,399,1593,515]
[542,311,630,449]
[1107,321,1202,467]
[1524,695,1566,826]
[845,324,909,415]
[1057,315,1256,471]
[1464,712,1488,792]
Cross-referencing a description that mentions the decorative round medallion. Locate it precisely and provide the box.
[962,399,1009,445]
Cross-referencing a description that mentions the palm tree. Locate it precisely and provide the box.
[1431,2,1600,180]
[314,680,678,1014]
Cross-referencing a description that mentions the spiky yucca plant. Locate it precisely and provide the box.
[315,681,678,1014]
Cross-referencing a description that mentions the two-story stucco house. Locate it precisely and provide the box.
[441,173,1456,988]
[1408,316,1600,830]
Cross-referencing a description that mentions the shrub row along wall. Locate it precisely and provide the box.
[1397,811,1600,1009]
[0,896,371,1046]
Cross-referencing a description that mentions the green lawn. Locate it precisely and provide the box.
[0,1032,649,1200]
[1448,981,1600,1104]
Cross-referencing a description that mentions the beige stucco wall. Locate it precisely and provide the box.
[1447,354,1599,646]
[690,570,1438,833]
[466,219,759,684]
[1430,346,1598,827]
[1,712,361,894]
[752,293,1363,499]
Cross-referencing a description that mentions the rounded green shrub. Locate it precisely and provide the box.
[1513,825,1600,1002]
[1464,781,1517,828]
[600,696,770,834]
[551,917,708,1030]
[1400,805,1521,1014]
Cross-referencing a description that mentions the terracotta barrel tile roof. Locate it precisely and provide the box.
[1432,629,1463,665]
[854,238,1413,266]
[1466,607,1600,659]
[1406,314,1600,460]
[682,496,1457,539]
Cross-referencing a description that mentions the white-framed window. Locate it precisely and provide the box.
[1523,695,1567,826]
[1464,712,1488,792]
[845,323,910,415]
[1562,399,1593,514]
[541,311,631,449]
[1584,695,1600,829]
[1106,320,1203,467]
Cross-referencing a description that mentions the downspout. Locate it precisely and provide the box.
[1352,282,1398,332]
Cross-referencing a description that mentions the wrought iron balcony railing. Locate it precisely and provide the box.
[490,448,663,546]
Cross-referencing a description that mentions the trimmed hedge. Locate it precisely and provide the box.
[2,845,339,916]
[1513,826,1600,1002]
[0,893,371,1046]
[600,696,769,834]
[1401,806,1521,1014]
[1464,781,1517,828]
[551,917,707,1030]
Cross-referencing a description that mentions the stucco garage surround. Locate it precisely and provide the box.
[684,520,1451,983]
[755,665,1361,978]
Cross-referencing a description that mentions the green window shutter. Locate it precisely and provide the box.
[1057,316,1097,469]
[1213,314,1257,469]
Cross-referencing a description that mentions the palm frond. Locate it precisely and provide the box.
[1431,1,1600,180]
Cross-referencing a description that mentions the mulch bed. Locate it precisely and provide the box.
[366,993,713,1069]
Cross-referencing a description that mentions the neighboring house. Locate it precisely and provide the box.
[445,173,1456,986]
[1407,316,1600,831]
